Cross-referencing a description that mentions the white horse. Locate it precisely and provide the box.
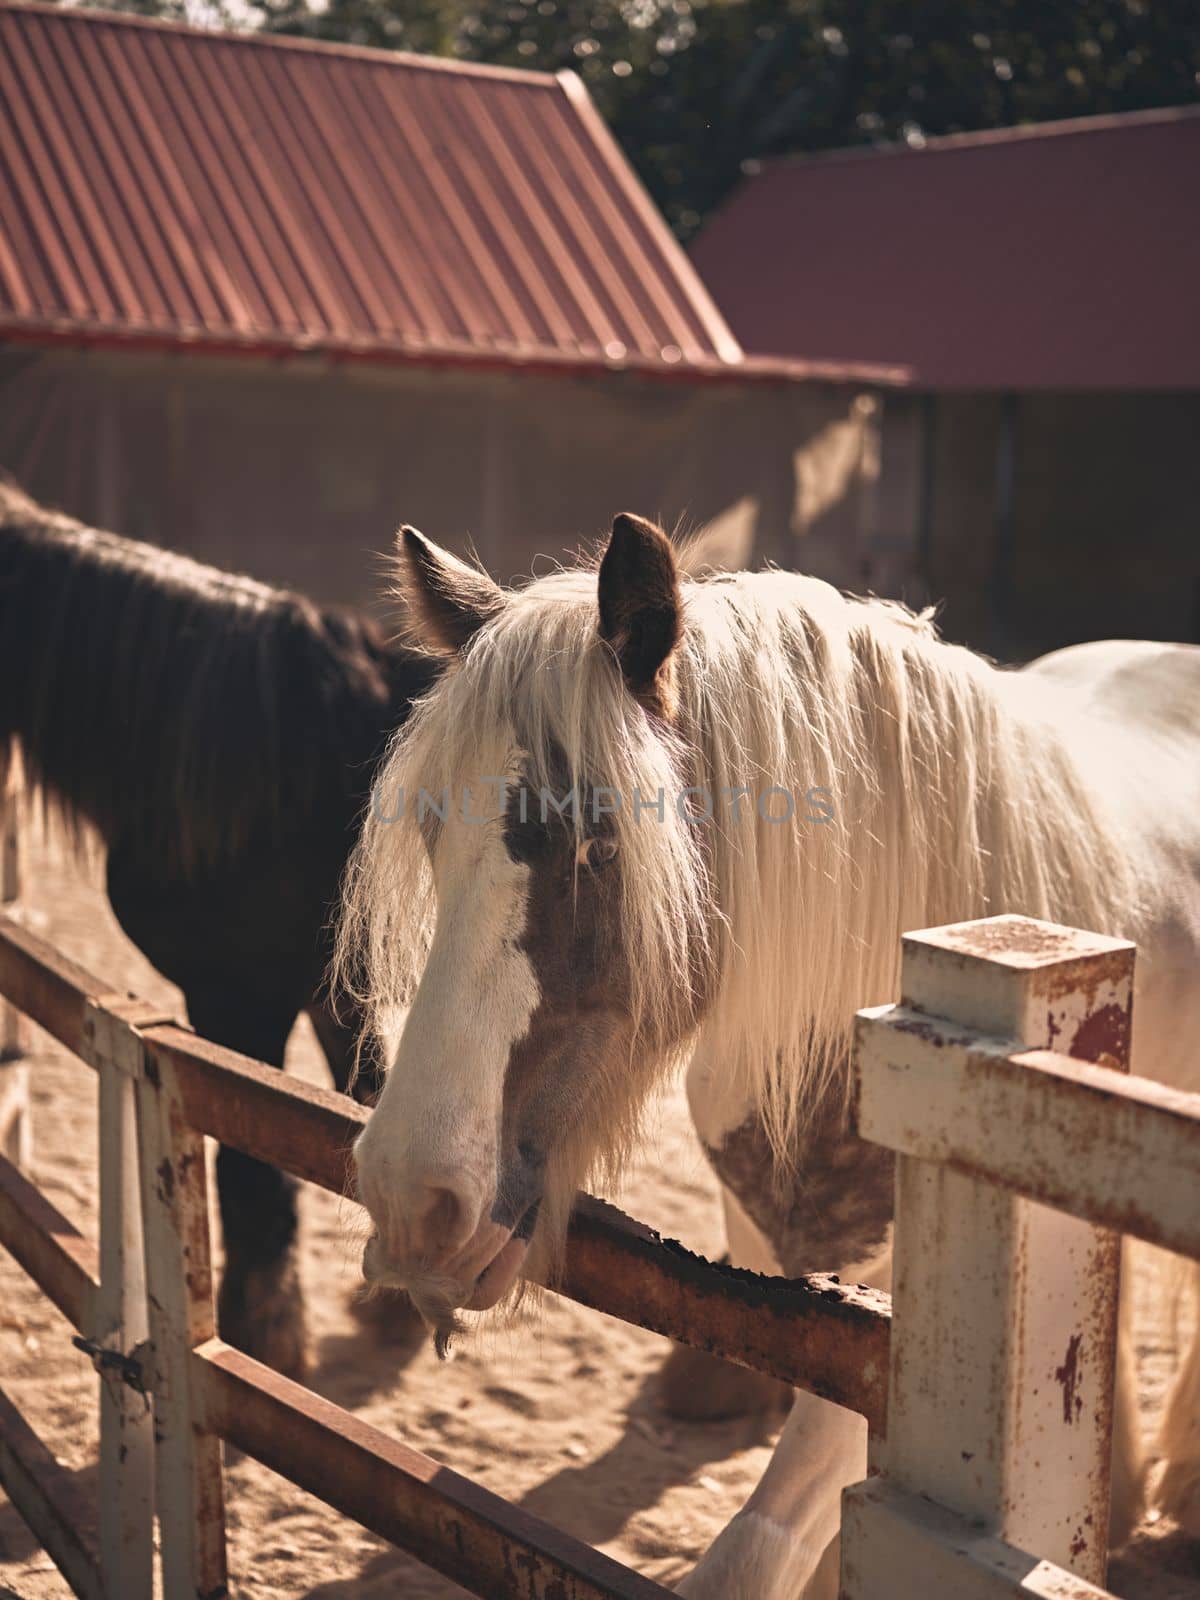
[339,513,1200,1596]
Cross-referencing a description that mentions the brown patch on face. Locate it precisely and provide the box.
[499,795,634,1208]
[495,782,703,1256]
[704,1074,895,1278]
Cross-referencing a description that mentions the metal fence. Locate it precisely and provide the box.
[0,911,887,1599]
[0,909,1195,1597]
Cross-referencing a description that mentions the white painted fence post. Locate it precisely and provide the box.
[136,1049,228,1600]
[842,915,1135,1597]
[0,764,30,1168]
[83,1001,162,1600]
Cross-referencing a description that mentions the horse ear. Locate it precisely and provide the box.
[396,526,505,656]
[597,513,682,711]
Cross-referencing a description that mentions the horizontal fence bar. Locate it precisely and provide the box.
[149,1028,891,1423]
[0,914,101,1062]
[146,1024,360,1190]
[856,1005,1200,1261]
[0,1153,98,1334]
[195,1338,674,1600]
[0,914,891,1419]
[0,1386,102,1600]
[560,1197,891,1433]
[840,1477,1115,1600]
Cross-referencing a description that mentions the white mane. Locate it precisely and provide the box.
[338,561,1145,1162]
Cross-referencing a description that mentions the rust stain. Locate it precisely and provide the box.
[1068,1003,1131,1068]
[1042,944,1132,993]
[156,1156,174,1204]
[939,920,1078,960]
[1054,1333,1084,1425]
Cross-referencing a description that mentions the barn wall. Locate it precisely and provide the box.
[1008,392,1200,653]
[925,393,1011,650]
[0,345,873,610]
[876,390,1200,660]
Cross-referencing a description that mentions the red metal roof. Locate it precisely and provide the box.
[0,1,760,379]
[691,107,1200,391]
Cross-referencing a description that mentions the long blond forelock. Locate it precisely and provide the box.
[336,566,713,1083]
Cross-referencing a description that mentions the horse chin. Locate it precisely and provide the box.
[465,1234,528,1311]
[360,1216,530,1350]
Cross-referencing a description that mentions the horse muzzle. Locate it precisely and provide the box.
[360,1210,531,1314]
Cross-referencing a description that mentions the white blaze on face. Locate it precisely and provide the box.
[354,764,541,1279]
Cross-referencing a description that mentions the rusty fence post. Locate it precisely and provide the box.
[136,1047,228,1600]
[842,914,1134,1598]
[0,765,30,1167]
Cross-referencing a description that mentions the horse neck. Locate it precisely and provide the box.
[0,494,394,876]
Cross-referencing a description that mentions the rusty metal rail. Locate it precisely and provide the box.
[0,1385,101,1600]
[855,1015,1200,1261]
[0,1150,99,1333]
[196,1338,673,1600]
[0,910,891,1597]
[560,1196,889,1430]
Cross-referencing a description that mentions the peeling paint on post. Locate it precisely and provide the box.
[86,1001,157,1600]
[847,915,1134,1591]
[136,1053,228,1600]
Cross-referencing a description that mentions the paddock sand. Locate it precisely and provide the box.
[0,830,1196,1599]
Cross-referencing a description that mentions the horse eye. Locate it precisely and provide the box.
[575,836,619,871]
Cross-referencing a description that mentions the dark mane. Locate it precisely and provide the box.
[0,481,431,876]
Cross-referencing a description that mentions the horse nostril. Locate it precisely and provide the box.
[410,1177,475,1255]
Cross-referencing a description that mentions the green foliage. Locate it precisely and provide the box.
[55,0,1200,237]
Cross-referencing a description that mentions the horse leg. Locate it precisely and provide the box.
[307,997,427,1352]
[658,1182,792,1419]
[678,1383,869,1600]
[185,989,309,1379]
[678,1055,894,1600]
[658,1053,797,1422]
[1155,1257,1200,1536]
[677,1180,889,1600]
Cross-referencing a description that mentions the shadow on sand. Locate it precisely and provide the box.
[299,1365,781,1598]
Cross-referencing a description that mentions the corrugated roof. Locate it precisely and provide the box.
[692,106,1200,391]
[0,1,760,378]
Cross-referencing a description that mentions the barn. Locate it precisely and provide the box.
[692,106,1200,658]
[0,1,900,605]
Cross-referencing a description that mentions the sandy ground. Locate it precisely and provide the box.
[0,828,1197,1599]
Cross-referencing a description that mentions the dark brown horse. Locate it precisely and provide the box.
[0,482,436,1373]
